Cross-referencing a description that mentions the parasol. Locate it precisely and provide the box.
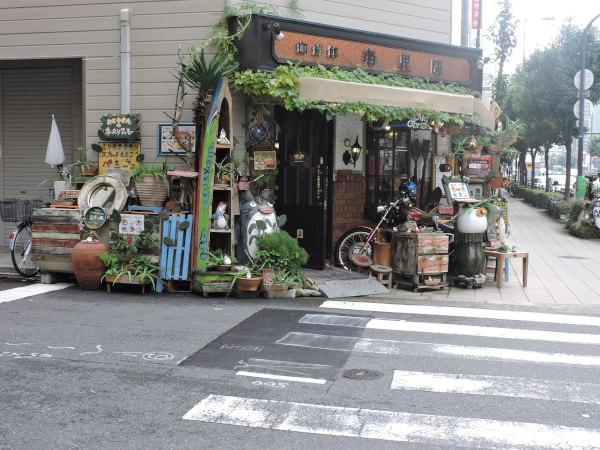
[45,114,65,167]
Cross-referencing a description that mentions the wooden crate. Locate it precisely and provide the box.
[30,208,82,273]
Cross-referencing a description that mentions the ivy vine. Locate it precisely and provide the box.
[231,63,486,126]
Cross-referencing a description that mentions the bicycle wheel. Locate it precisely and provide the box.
[334,227,373,271]
[10,222,39,277]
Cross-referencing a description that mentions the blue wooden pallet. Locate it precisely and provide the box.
[157,213,193,293]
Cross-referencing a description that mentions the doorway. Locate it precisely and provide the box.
[275,107,333,269]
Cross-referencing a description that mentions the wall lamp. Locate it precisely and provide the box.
[476,56,490,70]
[343,135,362,167]
[264,21,284,41]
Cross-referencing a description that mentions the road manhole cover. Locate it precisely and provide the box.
[558,256,589,260]
[342,369,383,380]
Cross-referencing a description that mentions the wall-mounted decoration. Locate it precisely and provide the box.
[157,123,196,155]
[119,213,144,235]
[253,151,277,170]
[468,183,483,198]
[248,108,272,145]
[98,114,140,141]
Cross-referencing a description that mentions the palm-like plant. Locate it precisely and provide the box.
[177,48,238,130]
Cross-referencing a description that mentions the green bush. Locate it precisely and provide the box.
[255,230,309,274]
[567,221,600,239]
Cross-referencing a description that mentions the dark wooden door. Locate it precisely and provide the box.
[275,108,332,269]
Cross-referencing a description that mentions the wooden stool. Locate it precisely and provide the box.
[370,264,393,287]
[483,250,528,289]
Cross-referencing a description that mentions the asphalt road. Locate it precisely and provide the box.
[2,283,600,449]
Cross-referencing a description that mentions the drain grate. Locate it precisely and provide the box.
[342,369,383,380]
[558,256,589,260]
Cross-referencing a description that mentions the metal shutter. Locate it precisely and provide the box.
[1,67,73,245]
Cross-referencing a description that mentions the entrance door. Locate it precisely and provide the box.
[275,107,333,269]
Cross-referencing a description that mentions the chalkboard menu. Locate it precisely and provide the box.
[98,114,140,141]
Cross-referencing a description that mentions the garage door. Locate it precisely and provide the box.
[0,66,73,245]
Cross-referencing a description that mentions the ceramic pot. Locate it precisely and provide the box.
[75,165,99,177]
[261,268,274,284]
[456,208,488,234]
[235,276,262,291]
[71,240,108,290]
[453,232,486,276]
[263,282,288,292]
[134,174,169,207]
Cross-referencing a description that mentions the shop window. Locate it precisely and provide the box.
[365,127,410,220]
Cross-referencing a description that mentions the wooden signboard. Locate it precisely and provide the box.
[98,114,140,141]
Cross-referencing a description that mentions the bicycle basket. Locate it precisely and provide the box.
[0,198,43,222]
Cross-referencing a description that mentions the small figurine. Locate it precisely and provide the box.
[217,128,230,144]
[211,202,230,230]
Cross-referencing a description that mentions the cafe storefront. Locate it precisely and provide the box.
[232,14,494,270]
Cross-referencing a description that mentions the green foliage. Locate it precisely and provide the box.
[130,161,168,182]
[567,222,600,239]
[207,249,236,268]
[254,230,309,274]
[232,63,484,125]
[214,156,234,181]
[488,0,518,106]
[589,136,600,158]
[177,47,238,99]
[67,146,98,173]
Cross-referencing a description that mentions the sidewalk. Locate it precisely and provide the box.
[2,195,600,306]
[381,194,600,306]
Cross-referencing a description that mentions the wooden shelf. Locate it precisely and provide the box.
[210,229,233,234]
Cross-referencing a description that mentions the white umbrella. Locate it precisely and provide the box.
[45,114,65,167]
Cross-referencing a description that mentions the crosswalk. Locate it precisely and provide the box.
[183,300,600,447]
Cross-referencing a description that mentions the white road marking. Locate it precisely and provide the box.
[0,282,72,304]
[183,394,600,448]
[356,337,600,367]
[367,318,600,345]
[236,371,327,384]
[321,300,600,327]
[391,370,600,404]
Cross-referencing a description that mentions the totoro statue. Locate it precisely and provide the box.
[236,189,279,264]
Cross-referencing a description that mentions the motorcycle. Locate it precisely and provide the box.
[334,183,453,271]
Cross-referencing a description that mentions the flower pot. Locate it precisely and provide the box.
[55,199,75,206]
[134,174,169,207]
[235,276,262,291]
[263,282,289,292]
[71,240,108,290]
[215,264,231,272]
[53,181,72,200]
[456,208,488,234]
[261,268,274,284]
[75,165,98,177]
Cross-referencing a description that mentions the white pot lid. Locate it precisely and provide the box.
[78,175,128,214]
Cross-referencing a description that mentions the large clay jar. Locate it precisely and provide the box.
[235,276,262,291]
[134,174,169,207]
[453,232,486,276]
[71,240,108,290]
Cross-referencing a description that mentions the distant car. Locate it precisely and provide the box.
[534,177,545,190]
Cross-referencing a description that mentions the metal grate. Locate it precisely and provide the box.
[558,256,589,260]
[342,369,383,380]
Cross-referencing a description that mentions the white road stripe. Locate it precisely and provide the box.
[355,337,600,367]
[0,283,72,304]
[391,370,600,404]
[367,318,600,345]
[183,394,600,448]
[236,371,327,384]
[321,300,600,327]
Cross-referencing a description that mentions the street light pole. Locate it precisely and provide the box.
[578,13,600,179]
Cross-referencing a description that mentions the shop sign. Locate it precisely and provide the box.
[119,213,144,235]
[98,114,140,141]
[98,142,141,186]
[407,115,431,130]
[274,31,471,84]
[471,0,481,29]
[84,206,107,230]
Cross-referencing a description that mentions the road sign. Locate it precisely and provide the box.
[574,69,594,90]
[573,99,593,119]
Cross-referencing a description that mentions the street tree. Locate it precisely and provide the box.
[488,0,518,108]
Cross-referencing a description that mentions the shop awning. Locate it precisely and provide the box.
[297,77,495,130]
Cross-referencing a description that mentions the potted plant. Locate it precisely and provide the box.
[227,266,262,294]
[67,146,98,177]
[207,249,236,271]
[37,165,72,200]
[214,156,233,186]
[263,269,290,291]
[131,161,169,207]
[54,197,75,206]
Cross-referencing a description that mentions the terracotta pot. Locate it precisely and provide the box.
[261,268,274,284]
[55,199,75,206]
[263,282,288,292]
[134,174,169,207]
[71,240,108,290]
[75,165,99,177]
[235,276,262,291]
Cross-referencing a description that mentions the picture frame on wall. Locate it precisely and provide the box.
[253,151,277,170]
[157,123,196,156]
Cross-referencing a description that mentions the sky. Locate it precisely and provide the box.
[459,0,596,74]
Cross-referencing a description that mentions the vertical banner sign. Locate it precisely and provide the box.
[471,0,480,29]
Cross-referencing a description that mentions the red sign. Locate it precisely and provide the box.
[471,0,481,30]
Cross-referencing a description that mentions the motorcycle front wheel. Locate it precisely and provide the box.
[334,227,373,271]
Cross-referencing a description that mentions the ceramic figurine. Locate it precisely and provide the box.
[211,202,229,229]
[217,128,230,145]
[236,189,278,264]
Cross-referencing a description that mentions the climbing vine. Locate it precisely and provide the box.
[232,63,485,126]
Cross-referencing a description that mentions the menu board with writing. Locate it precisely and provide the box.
[98,142,141,186]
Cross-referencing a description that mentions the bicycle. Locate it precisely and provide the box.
[0,199,43,277]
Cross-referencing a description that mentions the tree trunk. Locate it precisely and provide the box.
[544,146,550,192]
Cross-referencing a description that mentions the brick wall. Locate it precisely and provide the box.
[331,170,376,253]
